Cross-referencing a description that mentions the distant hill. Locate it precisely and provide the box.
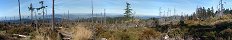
[0,13,161,22]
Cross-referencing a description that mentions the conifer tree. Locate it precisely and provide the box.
[124,2,133,21]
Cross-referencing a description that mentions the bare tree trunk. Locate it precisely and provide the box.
[101,12,103,25]
[35,11,38,27]
[31,10,33,21]
[52,0,55,30]
[18,0,22,25]
[104,9,106,25]
[91,0,94,24]
[68,10,70,23]
[91,0,96,40]
[29,3,34,24]
[46,8,48,23]
[43,7,45,23]
[4,16,6,22]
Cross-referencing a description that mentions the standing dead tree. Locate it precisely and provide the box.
[173,8,176,19]
[90,0,97,40]
[4,16,6,22]
[18,0,22,25]
[52,0,55,30]
[28,3,35,25]
[101,12,103,25]
[104,9,106,25]
[68,10,70,23]
[38,1,47,23]
[217,0,225,17]
[159,7,162,17]
[91,0,94,24]
[45,8,48,23]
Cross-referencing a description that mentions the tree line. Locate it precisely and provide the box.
[190,7,232,20]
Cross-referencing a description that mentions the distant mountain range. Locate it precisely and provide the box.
[0,13,161,21]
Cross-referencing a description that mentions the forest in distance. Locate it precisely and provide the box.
[0,0,232,40]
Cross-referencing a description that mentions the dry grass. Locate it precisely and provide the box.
[59,24,93,40]
[71,27,93,40]
[31,34,47,40]
[98,27,161,40]
[30,27,61,40]
[186,14,232,26]
[27,23,93,40]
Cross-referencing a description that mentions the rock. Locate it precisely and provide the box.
[101,38,107,40]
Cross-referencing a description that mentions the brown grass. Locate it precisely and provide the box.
[30,27,61,40]
[63,24,93,40]
[98,27,161,40]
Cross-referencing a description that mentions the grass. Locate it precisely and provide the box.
[1,14,232,40]
[55,23,93,40]
[70,26,93,40]
[97,27,161,40]
[29,27,60,40]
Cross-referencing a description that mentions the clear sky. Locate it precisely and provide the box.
[0,0,232,17]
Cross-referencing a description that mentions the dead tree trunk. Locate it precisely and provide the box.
[18,0,22,25]
[104,9,106,25]
[52,0,55,30]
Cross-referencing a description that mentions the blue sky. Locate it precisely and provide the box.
[0,0,232,17]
